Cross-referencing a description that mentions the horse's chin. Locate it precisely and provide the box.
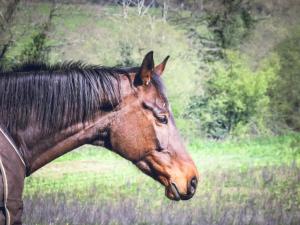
[135,161,193,201]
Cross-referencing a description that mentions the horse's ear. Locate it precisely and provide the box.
[154,56,170,76]
[135,51,154,86]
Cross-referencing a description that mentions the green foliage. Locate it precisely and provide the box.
[186,51,279,139]
[270,28,300,131]
[208,0,255,48]
[222,13,248,48]
[18,31,49,63]
[290,135,300,162]
[2,1,299,139]
[116,41,135,67]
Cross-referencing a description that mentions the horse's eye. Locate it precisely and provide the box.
[157,115,168,124]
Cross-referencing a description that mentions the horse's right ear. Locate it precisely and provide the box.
[134,51,154,86]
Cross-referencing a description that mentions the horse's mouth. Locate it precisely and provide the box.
[166,183,181,201]
[166,182,197,201]
[135,160,197,201]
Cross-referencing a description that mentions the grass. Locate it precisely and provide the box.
[23,134,300,225]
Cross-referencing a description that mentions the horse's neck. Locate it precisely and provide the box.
[19,112,115,175]
[16,74,134,175]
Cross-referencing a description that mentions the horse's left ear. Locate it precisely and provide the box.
[154,56,170,76]
[136,51,155,86]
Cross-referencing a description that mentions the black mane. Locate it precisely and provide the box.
[0,61,135,135]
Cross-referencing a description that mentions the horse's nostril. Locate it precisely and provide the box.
[189,176,198,195]
[191,176,198,188]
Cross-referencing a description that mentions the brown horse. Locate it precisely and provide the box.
[0,51,199,225]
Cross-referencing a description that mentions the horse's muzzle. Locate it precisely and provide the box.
[166,176,198,201]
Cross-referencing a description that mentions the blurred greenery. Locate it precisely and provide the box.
[186,51,280,139]
[207,0,255,48]
[270,28,300,131]
[1,1,300,139]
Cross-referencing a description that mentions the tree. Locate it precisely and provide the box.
[120,0,157,18]
[0,0,20,62]
[270,29,300,131]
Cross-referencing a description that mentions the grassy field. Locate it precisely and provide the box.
[23,134,300,225]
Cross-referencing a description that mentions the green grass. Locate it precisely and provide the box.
[23,135,300,224]
[24,134,300,198]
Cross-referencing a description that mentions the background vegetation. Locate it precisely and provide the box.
[0,0,300,224]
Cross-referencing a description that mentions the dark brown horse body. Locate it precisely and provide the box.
[0,52,199,225]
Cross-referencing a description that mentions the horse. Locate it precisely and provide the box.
[0,51,199,225]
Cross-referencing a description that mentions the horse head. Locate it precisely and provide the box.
[108,52,199,201]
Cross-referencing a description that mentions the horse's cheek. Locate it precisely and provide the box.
[110,110,156,161]
[154,124,169,150]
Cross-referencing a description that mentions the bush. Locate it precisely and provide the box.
[208,1,255,48]
[186,51,279,139]
[222,13,248,48]
[270,28,300,131]
[116,41,135,67]
[18,31,49,63]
